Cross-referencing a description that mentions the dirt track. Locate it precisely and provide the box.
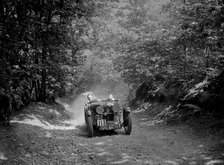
[0,101,224,165]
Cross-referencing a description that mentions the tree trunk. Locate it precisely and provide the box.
[40,38,47,102]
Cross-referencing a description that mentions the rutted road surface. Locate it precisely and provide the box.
[0,101,224,165]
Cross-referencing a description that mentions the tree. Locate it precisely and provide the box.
[0,0,92,110]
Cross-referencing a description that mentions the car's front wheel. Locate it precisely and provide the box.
[86,116,94,137]
[84,112,87,125]
[123,112,132,135]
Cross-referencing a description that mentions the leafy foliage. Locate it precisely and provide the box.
[112,0,224,104]
[0,0,92,111]
[2,0,224,120]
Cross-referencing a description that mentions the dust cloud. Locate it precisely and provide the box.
[69,94,87,126]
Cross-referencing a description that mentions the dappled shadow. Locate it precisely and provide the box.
[109,152,156,164]
[172,154,224,165]
[10,102,79,130]
[91,139,155,165]
[140,119,164,126]
[75,124,88,137]
[91,139,140,164]
[11,114,77,130]
[0,100,92,164]
[0,152,7,161]
[0,121,92,164]
[205,142,224,163]
[0,124,30,165]
[75,123,122,138]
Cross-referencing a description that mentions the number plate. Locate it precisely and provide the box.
[97,119,106,126]
[108,124,115,129]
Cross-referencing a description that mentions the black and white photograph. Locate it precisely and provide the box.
[0,0,224,164]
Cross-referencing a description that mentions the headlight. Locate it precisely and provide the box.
[95,115,100,120]
[96,106,104,114]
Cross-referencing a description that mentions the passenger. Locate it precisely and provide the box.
[108,94,115,100]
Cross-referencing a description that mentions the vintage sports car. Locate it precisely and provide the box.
[84,94,132,137]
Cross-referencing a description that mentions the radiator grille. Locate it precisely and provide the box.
[103,107,114,121]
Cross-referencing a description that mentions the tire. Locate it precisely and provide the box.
[84,112,87,125]
[86,116,94,137]
[123,113,132,135]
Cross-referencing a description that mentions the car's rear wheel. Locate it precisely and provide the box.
[123,113,132,135]
[86,116,94,137]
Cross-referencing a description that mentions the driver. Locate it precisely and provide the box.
[87,94,99,102]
